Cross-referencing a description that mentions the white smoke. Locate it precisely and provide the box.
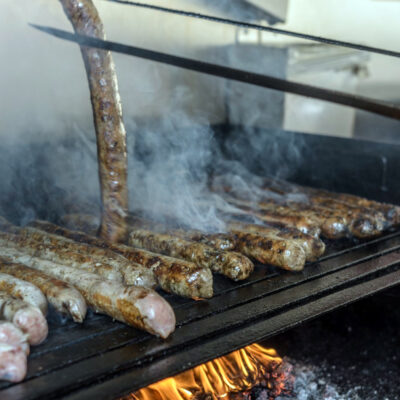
[0,0,306,230]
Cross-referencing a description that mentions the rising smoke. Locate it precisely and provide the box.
[0,0,305,230]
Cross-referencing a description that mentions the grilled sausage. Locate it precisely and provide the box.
[164,221,309,269]
[0,248,175,338]
[256,184,386,238]
[0,273,47,315]
[0,322,29,355]
[332,192,400,226]
[228,231,306,271]
[189,231,306,271]
[259,199,382,239]
[226,203,321,238]
[29,220,213,299]
[128,216,237,252]
[0,292,48,345]
[227,221,325,261]
[175,231,236,251]
[290,200,384,238]
[130,229,254,281]
[0,226,156,288]
[305,189,399,228]
[260,179,395,231]
[60,0,128,243]
[228,197,347,240]
[0,260,87,323]
[0,232,123,283]
[0,343,27,383]
[0,322,29,382]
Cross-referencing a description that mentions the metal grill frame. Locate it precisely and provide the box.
[0,231,399,400]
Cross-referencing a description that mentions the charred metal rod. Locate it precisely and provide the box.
[30,24,400,121]
[105,0,400,60]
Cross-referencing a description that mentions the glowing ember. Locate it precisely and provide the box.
[124,344,290,400]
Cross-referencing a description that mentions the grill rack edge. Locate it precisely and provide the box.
[1,232,400,400]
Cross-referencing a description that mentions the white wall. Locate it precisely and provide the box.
[0,0,238,142]
[1,0,399,143]
[273,0,400,100]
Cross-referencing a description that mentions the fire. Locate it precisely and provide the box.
[126,344,289,400]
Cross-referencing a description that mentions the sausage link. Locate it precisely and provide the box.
[0,322,29,382]
[227,221,325,261]
[0,345,27,383]
[0,248,175,338]
[228,197,347,240]
[261,179,395,232]
[0,273,47,315]
[231,231,306,271]
[0,232,123,283]
[29,220,213,299]
[0,226,155,288]
[256,189,385,238]
[0,260,87,323]
[59,0,128,243]
[226,203,321,238]
[0,321,29,355]
[130,229,254,281]
[0,292,48,345]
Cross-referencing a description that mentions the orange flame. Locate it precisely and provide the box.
[125,344,285,400]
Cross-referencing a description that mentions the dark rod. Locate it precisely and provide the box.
[30,24,400,121]
[105,0,400,59]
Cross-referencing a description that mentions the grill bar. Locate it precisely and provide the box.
[0,232,399,399]
[65,269,400,400]
[31,24,400,121]
[106,0,400,59]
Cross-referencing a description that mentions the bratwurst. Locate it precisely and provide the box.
[0,272,47,315]
[129,229,254,281]
[0,259,87,323]
[0,292,48,346]
[0,227,155,288]
[59,0,129,243]
[0,322,29,382]
[28,220,213,299]
[0,247,175,338]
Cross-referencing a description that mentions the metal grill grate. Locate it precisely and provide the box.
[0,232,399,400]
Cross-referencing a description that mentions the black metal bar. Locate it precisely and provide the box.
[105,0,400,60]
[30,24,400,121]
[1,236,400,400]
[63,268,400,400]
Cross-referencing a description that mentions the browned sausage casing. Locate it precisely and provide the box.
[227,221,326,261]
[226,203,322,238]
[0,248,175,338]
[261,179,396,231]
[0,259,87,323]
[306,189,399,228]
[0,273,47,316]
[0,292,48,346]
[29,220,213,299]
[130,229,254,281]
[59,0,128,243]
[0,322,29,356]
[258,199,384,239]
[228,197,347,239]
[0,226,155,288]
[0,322,29,383]
[227,231,306,271]
[171,225,308,270]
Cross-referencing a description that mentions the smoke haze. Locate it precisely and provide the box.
[0,0,303,230]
